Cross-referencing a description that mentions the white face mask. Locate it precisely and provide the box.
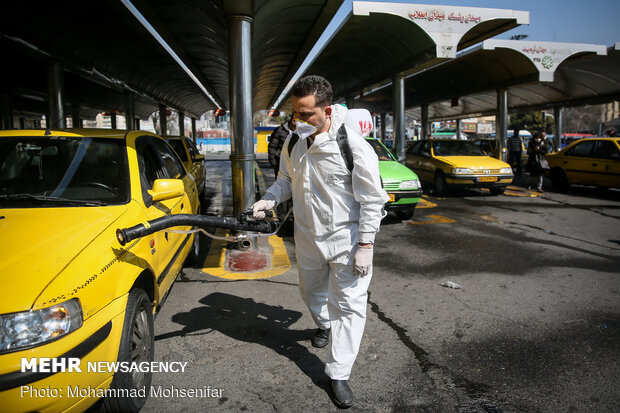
[295,119,327,139]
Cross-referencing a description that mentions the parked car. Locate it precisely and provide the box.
[365,137,421,219]
[405,139,513,195]
[0,129,200,412]
[166,136,205,197]
[545,137,620,191]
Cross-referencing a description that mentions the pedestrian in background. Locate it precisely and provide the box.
[507,129,523,177]
[268,117,295,177]
[542,131,554,153]
[526,132,550,192]
[252,75,388,408]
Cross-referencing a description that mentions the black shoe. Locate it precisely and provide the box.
[311,328,330,348]
[331,379,354,408]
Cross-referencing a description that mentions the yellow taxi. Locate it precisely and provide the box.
[545,137,620,191]
[166,136,206,197]
[405,139,513,195]
[0,129,200,412]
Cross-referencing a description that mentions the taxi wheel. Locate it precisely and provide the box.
[490,187,505,195]
[434,171,449,196]
[551,168,569,192]
[396,206,415,220]
[103,288,153,413]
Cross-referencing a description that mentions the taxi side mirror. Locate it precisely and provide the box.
[192,153,205,162]
[149,179,185,202]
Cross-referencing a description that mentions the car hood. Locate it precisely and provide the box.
[0,206,127,313]
[379,160,419,181]
[434,156,510,169]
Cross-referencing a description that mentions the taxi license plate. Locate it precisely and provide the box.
[388,193,396,202]
[477,176,497,183]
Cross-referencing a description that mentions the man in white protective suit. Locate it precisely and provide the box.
[252,75,388,408]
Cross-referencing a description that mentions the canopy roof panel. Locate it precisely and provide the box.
[277,1,528,109]
[402,42,618,121]
[0,0,342,119]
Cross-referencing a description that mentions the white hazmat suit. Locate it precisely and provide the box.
[262,104,388,380]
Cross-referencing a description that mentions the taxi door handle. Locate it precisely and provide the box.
[592,163,597,167]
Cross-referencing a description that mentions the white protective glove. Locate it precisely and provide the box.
[252,198,276,220]
[354,245,373,277]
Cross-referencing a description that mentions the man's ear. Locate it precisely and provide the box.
[324,105,332,118]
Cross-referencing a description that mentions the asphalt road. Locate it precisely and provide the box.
[141,160,620,413]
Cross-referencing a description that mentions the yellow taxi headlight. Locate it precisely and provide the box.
[0,299,83,353]
[500,167,513,174]
[451,168,472,175]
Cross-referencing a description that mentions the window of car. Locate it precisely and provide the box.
[0,137,130,207]
[431,141,484,157]
[167,139,188,162]
[592,140,620,160]
[184,138,200,160]
[136,136,186,205]
[420,141,432,157]
[407,141,423,155]
[365,139,394,161]
[565,140,596,157]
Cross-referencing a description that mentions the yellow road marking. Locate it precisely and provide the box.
[201,228,291,280]
[408,214,456,225]
[504,186,541,197]
[417,197,437,208]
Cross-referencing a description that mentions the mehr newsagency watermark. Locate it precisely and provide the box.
[19,357,223,399]
[21,384,223,399]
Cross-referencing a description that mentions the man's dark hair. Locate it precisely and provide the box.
[292,75,333,107]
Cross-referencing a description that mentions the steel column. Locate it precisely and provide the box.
[380,113,386,142]
[46,62,66,129]
[228,14,254,216]
[125,92,135,130]
[421,104,429,140]
[456,119,461,139]
[179,111,185,136]
[392,74,405,161]
[496,89,508,161]
[191,118,197,143]
[71,104,80,128]
[159,104,167,136]
[136,118,141,130]
[554,107,562,152]
[346,95,355,109]
[110,113,117,129]
[1,93,13,129]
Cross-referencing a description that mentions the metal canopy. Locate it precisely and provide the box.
[278,1,528,109]
[0,0,343,121]
[402,41,617,121]
[355,39,609,115]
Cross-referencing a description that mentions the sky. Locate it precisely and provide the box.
[402,0,620,45]
[272,0,620,108]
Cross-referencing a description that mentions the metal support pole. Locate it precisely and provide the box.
[1,93,13,129]
[110,113,117,129]
[19,118,25,129]
[421,104,429,140]
[159,103,167,136]
[71,104,80,128]
[380,113,386,143]
[392,74,406,161]
[554,107,562,151]
[191,118,197,143]
[47,62,66,129]
[125,92,135,130]
[456,119,461,140]
[496,89,508,161]
[228,13,254,216]
[346,95,355,109]
[179,111,185,136]
[136,118,141,130]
